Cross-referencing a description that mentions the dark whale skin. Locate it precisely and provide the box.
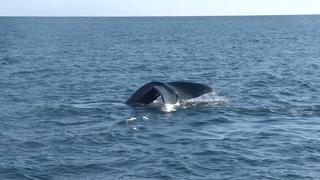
[126,81,212,107]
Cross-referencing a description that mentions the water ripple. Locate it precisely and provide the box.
[1,16,320,179]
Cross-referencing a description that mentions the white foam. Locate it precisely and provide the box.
[148,90,227,112]
[127,117,137,122]
[162,102,179,112]
[184,92,228,105]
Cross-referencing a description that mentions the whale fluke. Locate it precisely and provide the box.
[126,81,212,107]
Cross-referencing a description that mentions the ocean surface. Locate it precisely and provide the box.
[1,16,320,179]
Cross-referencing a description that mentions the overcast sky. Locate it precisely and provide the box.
[1,0,320,16]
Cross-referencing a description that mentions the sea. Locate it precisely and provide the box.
[0,15,320,179]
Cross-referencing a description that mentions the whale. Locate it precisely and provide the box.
[126,81,213,107]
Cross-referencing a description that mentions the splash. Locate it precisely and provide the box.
[183,91,228,106]
[162,102,180,112]
[176,88,228,110]
[148,89,227,112]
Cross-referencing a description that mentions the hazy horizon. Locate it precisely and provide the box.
[1,0,320,17]
[1,14,320,17]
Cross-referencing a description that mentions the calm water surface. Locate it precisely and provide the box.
[1,16,320,179]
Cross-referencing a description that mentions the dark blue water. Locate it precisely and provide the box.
[1,16,320,179]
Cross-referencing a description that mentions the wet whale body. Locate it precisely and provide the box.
[126,81,213,107]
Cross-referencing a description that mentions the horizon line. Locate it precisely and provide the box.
[0,13,319,18]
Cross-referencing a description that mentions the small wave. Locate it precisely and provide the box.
[126,115,150,122]
[127,117,137,122]
[37,120,100,127]
[18,141,46,149]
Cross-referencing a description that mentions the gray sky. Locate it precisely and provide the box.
[1,0,320,16]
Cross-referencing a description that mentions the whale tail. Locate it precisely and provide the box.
[126,81,213,107]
